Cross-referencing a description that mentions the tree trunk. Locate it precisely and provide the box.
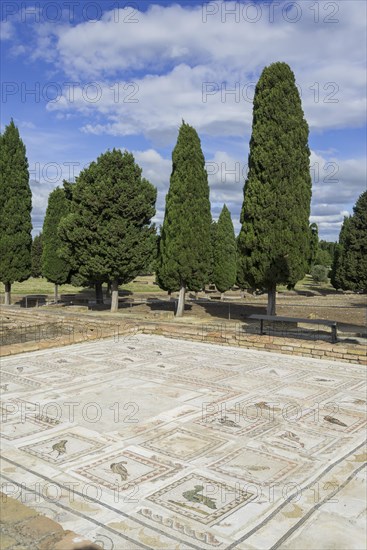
[54,283,59,302]
[221,292,224,301]
[167,290,171,296]
[195,291,199,300]
[267,285,276,316]
[4,282,11,305]
[106,281,111,298]
[111,279,119,312]
[176,282,186,317]
[95,282,104,304]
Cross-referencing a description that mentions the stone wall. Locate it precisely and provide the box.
[137,320,367,365]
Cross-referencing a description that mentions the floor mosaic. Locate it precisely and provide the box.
[0,334,366,549]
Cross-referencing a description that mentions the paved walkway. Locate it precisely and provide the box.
[0,335,366,549]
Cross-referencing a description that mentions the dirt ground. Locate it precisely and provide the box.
[2,285,366,333]
[109,290,366,331]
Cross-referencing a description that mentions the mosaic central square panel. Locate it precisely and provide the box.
[209,447,298,485]
[73,449,182,492]
[146,472,254,525]
[20,432,106,464]
[142,427,226,460]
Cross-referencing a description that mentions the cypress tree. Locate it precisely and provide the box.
[330,216,350,290]
[309,223,319,269]
[331,191,367,291]
[42,187,72,301]
[237,62,312,315]
[59,149,157,312]
[208,220,218,285]
[213,205,237,299]
[156,121,212,316]
[0,120,32,305]
[31,233,43,278]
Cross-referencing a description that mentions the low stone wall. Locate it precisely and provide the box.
[137,320,367,365]
[0,492,101,549]
[1,313,366,365]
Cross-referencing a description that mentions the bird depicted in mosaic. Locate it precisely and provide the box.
[324,415,348,427]
[244,464,270,472]
[50,439,67,457]
[255,401,273,411]
[279,431,305,448]
[182,485,217,509]
[110,461,129,481]
[218,416,240,428]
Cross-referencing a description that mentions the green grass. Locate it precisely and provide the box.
[0,273,334,298]
[0,276,165,296]
[278,274,334,292]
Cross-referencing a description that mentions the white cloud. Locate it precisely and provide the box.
[4,1,365,241]
[0,21,14,40]
[16,1,364,139]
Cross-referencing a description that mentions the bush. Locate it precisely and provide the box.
[311,264,328,283]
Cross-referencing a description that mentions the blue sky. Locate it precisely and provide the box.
[1,0,366,240]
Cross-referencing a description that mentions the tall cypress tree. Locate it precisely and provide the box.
[331,191,367,291]
[0,120,32,305]
[309,223,319,269]
[237,62,312,314]
[31,233,43,278]
[156,121,212,316]
[42,187,72,301]
[213,205,237,299]
[330,216,350,290]
[59,149,156,312]
[208,220,218,285]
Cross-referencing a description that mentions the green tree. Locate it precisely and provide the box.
[31,233,43,278]
[59,149,157,312]
[330,217,350,289]
[315,248,332,267]
[61,180,106,304]
[213,205,237,299]
[208,220,218,285]
[0,120,32,305]
[309,223,319,268]
[331,192,367,291]
[237,62,312,315]
[42,187,72,301]
[311,264,328,284]
[319,240,337,259]
[156,121,212,316]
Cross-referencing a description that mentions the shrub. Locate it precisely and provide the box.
[311,264,328,283]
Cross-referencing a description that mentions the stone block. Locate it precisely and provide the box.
[54,531,102,550]
[0,494,37,524]
[18,515,64,540]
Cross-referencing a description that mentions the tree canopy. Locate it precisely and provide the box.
[156,121,212,315]
[237,62,312,314]
[331,191,367,291]
[59,149,157,311]
[213,205,237,295]
[42,187,72,299]
[31,233,43,278]
[0,120,32,304]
